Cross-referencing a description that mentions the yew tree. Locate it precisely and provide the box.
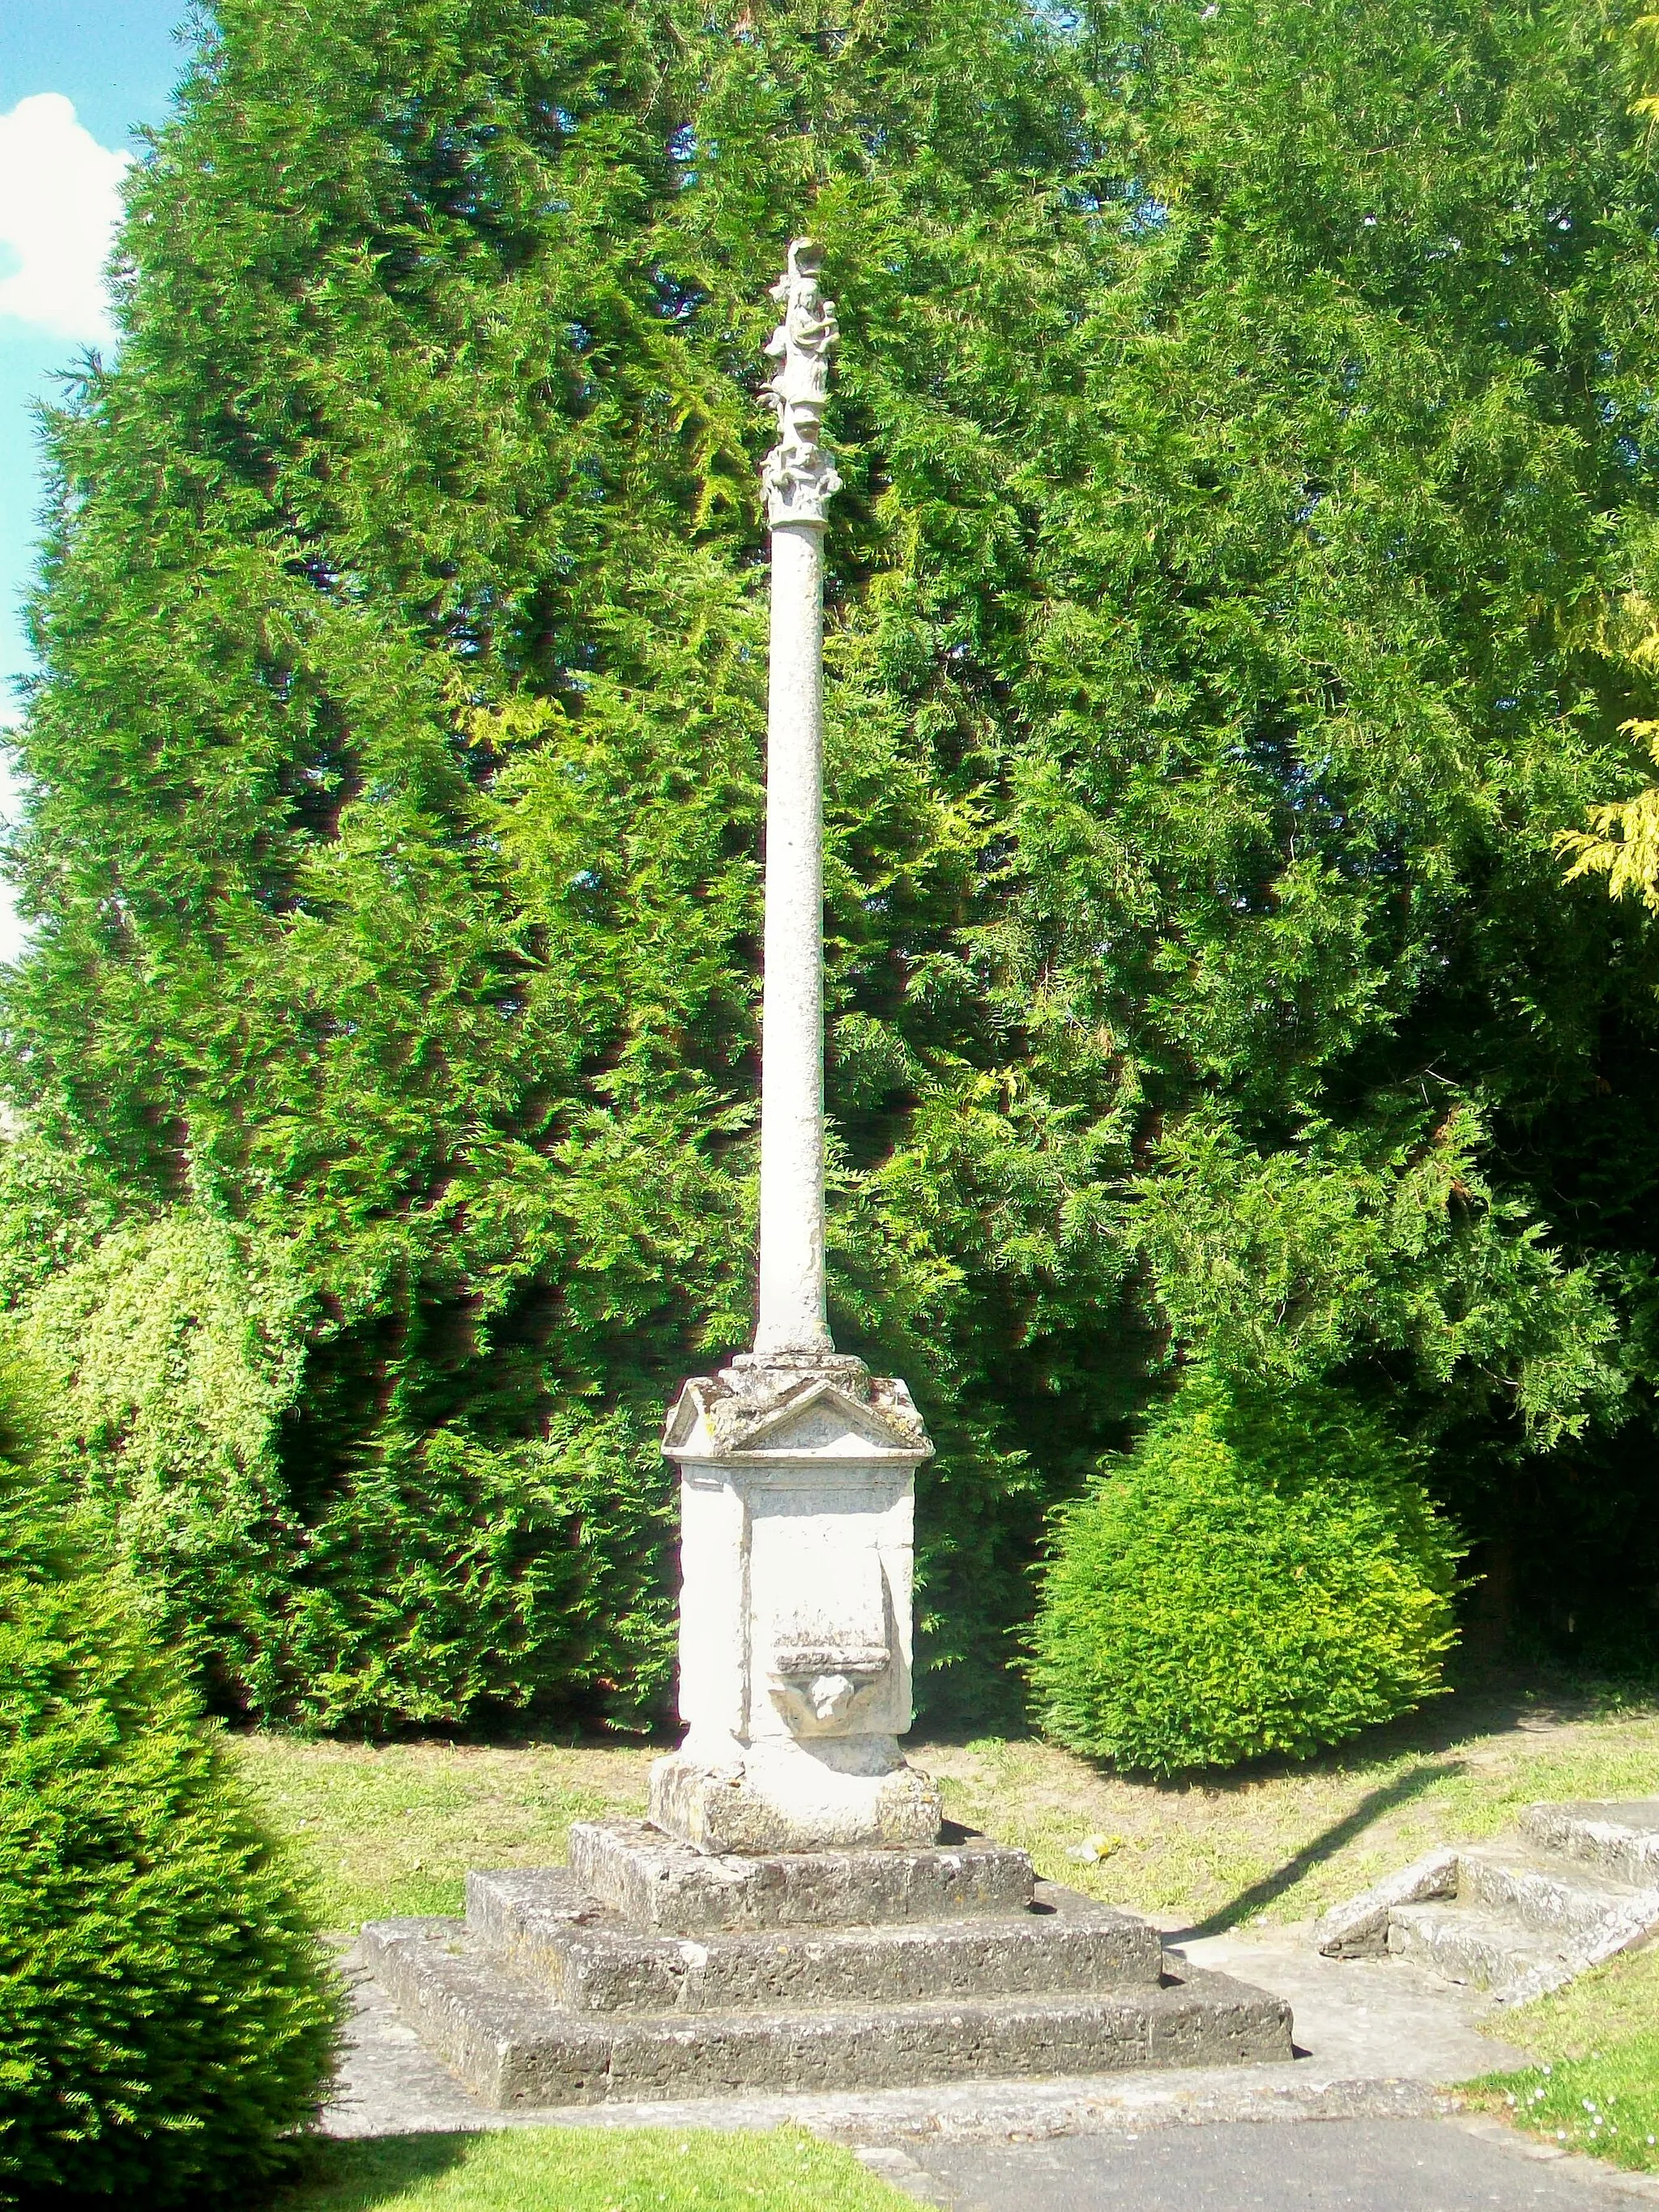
[6,0,1659,1722]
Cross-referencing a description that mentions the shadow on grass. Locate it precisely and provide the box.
[1164,1757,1463,1940]
[272,2131,472,2210]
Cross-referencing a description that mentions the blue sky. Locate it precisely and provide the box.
[1,2,188,697]
[0,3,189,954]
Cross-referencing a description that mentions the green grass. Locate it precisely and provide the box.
[232,1684,1659,1937]
[919,1690,1659,1931]
[234,1735,654,1928]
[1470,1943,1659,2173]
[273,2128,911,2210]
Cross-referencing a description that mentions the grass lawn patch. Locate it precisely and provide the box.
[232,1683,1659,1937]
[920,1686,1659,1931]
[1469,1944,1659,2172]
[272,2128,911,2210]
[234,1735,654,1926]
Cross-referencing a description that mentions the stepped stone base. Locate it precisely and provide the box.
[1313,1800,1659,2005]
[467,1867,1163,2014]
[362,1919,1290,2108]
[361,1821,1294,2109]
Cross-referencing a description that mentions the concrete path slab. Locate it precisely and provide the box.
[894,2117,1659,2210]
[1164,1923,1533,2083]
[329,1946,1659,2212]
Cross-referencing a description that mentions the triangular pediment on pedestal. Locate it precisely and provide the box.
[663,1365,932,1464]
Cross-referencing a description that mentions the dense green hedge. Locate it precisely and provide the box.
[1030,1371,1464,1774]
[0,1368,339,2204]
[7,0,1659,1729]
[7,1204,674,1730]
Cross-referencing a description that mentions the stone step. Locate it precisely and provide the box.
[1519,1801,1659,1890]
[1385,1902,1568,1996]
[568,1818,1035,1935]
[360,1917,1293,2108]
[466,1868,1164,2015]
[1455,1844,1650,1941]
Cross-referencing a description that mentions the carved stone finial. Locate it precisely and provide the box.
[761,237,842,528]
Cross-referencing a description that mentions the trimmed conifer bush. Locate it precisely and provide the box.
[0,1366,339,2206]
[1030,1370,1462,1775]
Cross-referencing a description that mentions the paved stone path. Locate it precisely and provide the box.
[874,2119,1659,2210]
[327,1929,1659,2208]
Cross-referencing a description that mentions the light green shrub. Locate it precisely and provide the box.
[0,1366,339,2204]
[1030,1369,1462,1774]
[21,1212,311,1709]
[19,1213,673,1729]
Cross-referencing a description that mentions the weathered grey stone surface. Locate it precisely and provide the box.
[568,1818,1035,1934]
[358,1916,1291,2109]
[1384,1900,1566,1991]
[329,1920,1532,2144]
[649,1741,943,1857]
[1311,1800,1659,2004]
[1458,1843,1652,1941]
[467,1866,1162,2014]
[1520,1800,1659,1887]
[1312,1849,1460,1957]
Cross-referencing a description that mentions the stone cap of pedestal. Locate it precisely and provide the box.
[662,1354,933,1466]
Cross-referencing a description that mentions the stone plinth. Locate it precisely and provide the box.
[567,1818,1034,1931]
[653,1352,942,1854]
[360,1820,1294,2108]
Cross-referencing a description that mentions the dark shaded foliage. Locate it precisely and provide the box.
[6,0,1659,1724]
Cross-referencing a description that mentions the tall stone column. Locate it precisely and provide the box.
[651,242,943,1854]
[755,509,831,1358]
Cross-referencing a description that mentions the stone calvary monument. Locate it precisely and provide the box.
[652,237,940,1860]
[361,245,1292,2105]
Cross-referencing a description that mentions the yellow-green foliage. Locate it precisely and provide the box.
[22,1213,310,1705]
[1030,1370,1463,1775]
[1558,724,1659,914]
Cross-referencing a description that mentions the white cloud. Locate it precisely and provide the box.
[0,94,130,347]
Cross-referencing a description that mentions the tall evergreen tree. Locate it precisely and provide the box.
[6,0,1659,1724]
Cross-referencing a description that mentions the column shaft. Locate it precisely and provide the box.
[755,519,833,1357]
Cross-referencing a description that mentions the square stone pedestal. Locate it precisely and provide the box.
[653,1353,942,1854]
[360,1820,1294,2108]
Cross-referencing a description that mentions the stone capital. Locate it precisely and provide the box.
[760,237,842,527]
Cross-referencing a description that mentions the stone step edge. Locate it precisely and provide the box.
[1454,1846,1659,1944]
[567,1818,1037,1933]
[1520,1801,1659,1886]
[465,1868,1165,2012]
[1384,1900,1570,1998]
[360,1918,1293,2109]
[1312,1837,1659,2002]
[1456,1841,1655,1907]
